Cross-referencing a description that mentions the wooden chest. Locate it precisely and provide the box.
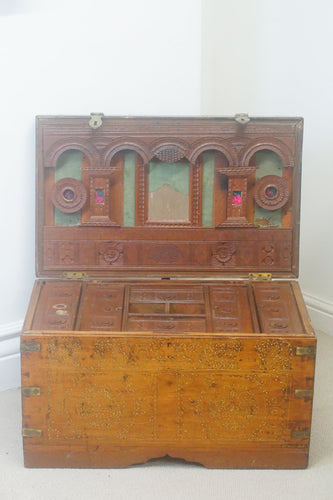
[21,115,316,469]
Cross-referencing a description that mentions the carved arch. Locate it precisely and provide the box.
[188,140,237,165]
[241,138,294,167]
[104,139,150,166]
[45,139,97,168]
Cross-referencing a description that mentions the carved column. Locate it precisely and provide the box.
[82,171,120,226]
[217,166,257,227]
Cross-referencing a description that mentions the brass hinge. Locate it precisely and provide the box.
[21,387,41,397]
[291,429,310,440]
[22,428,42,438]
[295,389,313,401]
[21,342,41,353]
[296,346,316,356]
[63,272,87,280]
[248,273,272,281]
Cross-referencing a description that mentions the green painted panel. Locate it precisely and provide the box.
[55,150,82,182]
[123,151,136,226]
[255,150,283,180]
[202,151,215,227]
[254,150,283,227]
[148,160,190,195]
[54,149,82,226]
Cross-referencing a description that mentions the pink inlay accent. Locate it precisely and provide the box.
[95,189,104,204]
[232,191,242,205]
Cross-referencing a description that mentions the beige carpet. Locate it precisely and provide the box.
[0,331,332,500]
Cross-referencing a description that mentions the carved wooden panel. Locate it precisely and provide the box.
[42,227,293,273]
[36,116,303,278]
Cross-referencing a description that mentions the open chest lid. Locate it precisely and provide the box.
[36,114,303,279]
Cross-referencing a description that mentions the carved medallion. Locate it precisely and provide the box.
[51,178,87,213]
[254,175,289,211]
[212,242,236,265]
[98,242,123,265]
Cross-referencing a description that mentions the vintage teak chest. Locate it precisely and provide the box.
[21,114,316,469]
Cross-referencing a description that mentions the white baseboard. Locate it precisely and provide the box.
[0,321,22,391]
[303,293,333,336]
[0,353,21,391]
[0,294,332,391]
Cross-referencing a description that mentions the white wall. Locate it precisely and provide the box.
[0,0,201,390]
[2,0,332,391]
[202,0,333,333]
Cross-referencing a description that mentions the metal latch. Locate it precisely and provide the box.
[248,273,272,281]
[89,113,104,129]
[235,113,250,125]
[63,272,87,279]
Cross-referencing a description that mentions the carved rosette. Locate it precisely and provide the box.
[254,175,289,210]
[51,178,87,213]
[212,242,236,266]
[97,242,123,265]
